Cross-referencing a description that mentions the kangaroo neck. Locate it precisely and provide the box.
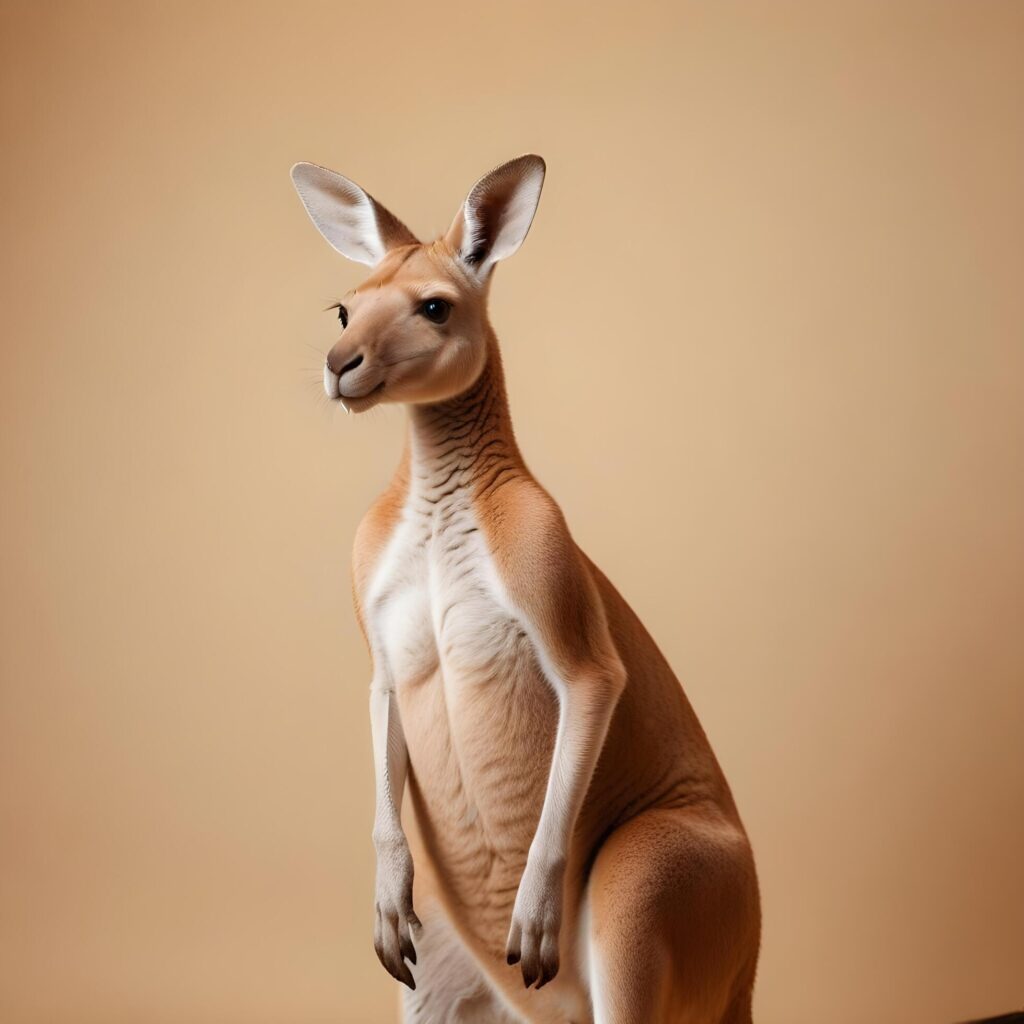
[405,343,527,510]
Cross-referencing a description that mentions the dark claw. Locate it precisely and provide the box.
[390,960,415,990]
[507,950,520,965]
[536,960,559,989]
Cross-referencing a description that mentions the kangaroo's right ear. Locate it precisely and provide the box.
[290,162,419,266]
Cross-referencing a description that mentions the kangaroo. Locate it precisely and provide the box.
[291,155,761,1024]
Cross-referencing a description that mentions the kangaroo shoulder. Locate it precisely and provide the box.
[352,459,411,626]
[476,477,617,664]
[476,476,575,577]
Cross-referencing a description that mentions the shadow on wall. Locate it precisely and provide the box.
[961,1015,1024,1024]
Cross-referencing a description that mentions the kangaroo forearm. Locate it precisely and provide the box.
[530,669,625,863]
[370,686,409,848]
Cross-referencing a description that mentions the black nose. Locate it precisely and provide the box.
[339,353,364,376]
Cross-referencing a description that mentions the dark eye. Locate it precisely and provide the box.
[330,303,348,328]
[420,298,451,325]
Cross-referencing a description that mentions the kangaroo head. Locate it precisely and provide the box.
[291,155,545,413]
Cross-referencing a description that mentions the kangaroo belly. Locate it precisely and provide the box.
[400,590,557,944]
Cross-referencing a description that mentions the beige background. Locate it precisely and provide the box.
[2,2,1022,1022]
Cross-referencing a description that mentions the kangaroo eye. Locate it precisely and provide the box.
[335,304,348,328]
[420,298,451,325]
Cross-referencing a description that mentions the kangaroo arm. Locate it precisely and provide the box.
[505,617,625,989]
[530,655,625,868]
[482,488,627,988]
[352,488,421,989]
[487,492,627,867]
[369,682,409,850]
[368,676,420,988]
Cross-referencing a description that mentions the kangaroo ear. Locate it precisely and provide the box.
[445,155,546,276]
[290,162,419,266]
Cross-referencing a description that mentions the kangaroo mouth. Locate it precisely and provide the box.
[340,379,386,413]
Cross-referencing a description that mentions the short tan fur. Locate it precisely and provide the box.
[291,155,761,1024]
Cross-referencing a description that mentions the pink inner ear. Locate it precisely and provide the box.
[450,156,546,271]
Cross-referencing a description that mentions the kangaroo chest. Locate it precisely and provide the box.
[366,488,556,892]
[368,492,533,692]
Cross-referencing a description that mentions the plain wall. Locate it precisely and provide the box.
[1,2,1022,1021]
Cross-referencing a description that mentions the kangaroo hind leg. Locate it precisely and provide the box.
[586,805,760,1024]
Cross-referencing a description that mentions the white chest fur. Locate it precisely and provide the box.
[365,490,532,695]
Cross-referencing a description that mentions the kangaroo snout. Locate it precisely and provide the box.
[326,342,364,378]
[325,341,366,396]
[324,340,384,408]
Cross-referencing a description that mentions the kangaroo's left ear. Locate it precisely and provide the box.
[290,162,419,266]
[445,155,546,277]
